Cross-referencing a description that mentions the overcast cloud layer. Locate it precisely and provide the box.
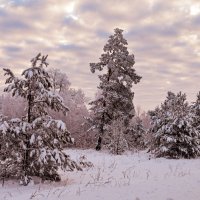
[0,0,200,111]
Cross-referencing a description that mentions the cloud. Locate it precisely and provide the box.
[3,45,23,54]
[0,20,29,30]
[0,0,200,111]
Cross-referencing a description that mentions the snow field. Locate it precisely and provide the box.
[1,149,200,200]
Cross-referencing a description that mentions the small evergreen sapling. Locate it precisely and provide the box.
[125,117,146,150]
[108,118,128,155]
[0,53,81,185]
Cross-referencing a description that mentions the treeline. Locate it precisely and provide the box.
[0,69,93,149]
[0,70,150,151]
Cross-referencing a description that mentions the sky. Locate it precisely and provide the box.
[0,0,200,111]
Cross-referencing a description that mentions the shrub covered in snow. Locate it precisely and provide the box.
[107,118,128,155]
[125,117,146,150]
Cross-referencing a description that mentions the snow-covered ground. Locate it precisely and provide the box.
[1,149,200,200]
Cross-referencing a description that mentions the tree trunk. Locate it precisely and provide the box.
[23,92,32,184]
[96,136,102,151]
[95,68,112,151]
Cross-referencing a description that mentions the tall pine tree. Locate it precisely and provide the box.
[89,28,141,150]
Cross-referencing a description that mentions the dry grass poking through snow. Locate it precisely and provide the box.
[1,149,200,200]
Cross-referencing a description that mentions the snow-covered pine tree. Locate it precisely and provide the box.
[0,53,81,185]
[89,28,141,151]
[149,91,200,159]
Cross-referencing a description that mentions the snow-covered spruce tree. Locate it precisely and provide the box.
[125,117,146,150]
[149,91,200,159]
[0,53,81,185]
[89,28,141,151]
